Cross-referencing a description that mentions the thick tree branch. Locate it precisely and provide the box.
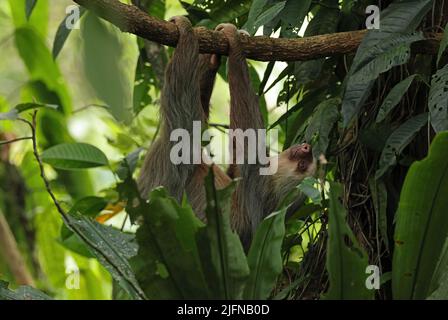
[73,0,442,61]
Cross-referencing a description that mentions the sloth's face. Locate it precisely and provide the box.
[271,143,316,182]
[287,143,315,174]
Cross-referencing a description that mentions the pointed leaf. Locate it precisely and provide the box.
[392,132,448,299]
[375,113,428,179]
[53,7,86,58]
[429,64,448,132]
[305,98,340,158]
[323,183,373,300]
[251,2,286,33]
[64,213,145,300]
[197,171,250,299]
[131,188,210,299]
[25,0,38,20]
[341,0,432,126]
[376,75,417,123]
[244,209,286,299]
[41,143,109,170]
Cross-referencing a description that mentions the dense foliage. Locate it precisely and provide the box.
[0,0,447,300]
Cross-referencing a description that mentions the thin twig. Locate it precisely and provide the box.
[0,137,32,146]
[72,104,109,114]
[23,112,69,221]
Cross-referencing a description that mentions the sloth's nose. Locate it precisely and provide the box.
[302,143,311,153]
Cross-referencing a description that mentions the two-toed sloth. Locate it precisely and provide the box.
[138,16,316,248]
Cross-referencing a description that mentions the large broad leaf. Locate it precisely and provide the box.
[197,172,250,299]
[41,143,109,170]
[428,64,448,132]
[375,113,428,179]
[81,13,133,123]
[376,74,418,123]
[53,6,86,58]
[131,188,211,299]
[323,183,373,300]
[64,214,145,300]
[350,33,424,83]
[0,281,52,300]
[14,27,72,114]
[343,33,424,127]
[392,132,448,300]
[244,209,286,299]
[341,0,432,126]
[304,98,340,158]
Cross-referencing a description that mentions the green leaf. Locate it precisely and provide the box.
[131,188,211,299]
[341,0,432,126]
[25,0,38,20]
[429,64,448,132]
[116,148,144,180]
[437,22,448,66]
[323,183,373,300]
[244,209,286,299]
[392,132,448,299]
[293,0,339,82]
[279,0,312,32]
[351,33,424,84]
[53,7,86,58]
[297,177,322,205]
[428,238,448,299]
[64,214,145,299]
[197,171,250,299]
[428,270,448,299]
[59,224,95,258]
[81,13,132,123]
[375,113,428,179]
[0,281,52,300]
[369,178,389,251]
[9,0,49,37]
[304,98,340,157]
[207,0,252,24]
[376,75,418,123]
[248,63,268,126]
[14,27,72,113]
[133,49,157,114]
[68,196,108,217]
[0,102,57,120]
[251,2,286,33]
[41,143,109,170]
[243,0,269,34]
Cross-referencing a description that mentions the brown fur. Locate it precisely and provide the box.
[138,18,316,248]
